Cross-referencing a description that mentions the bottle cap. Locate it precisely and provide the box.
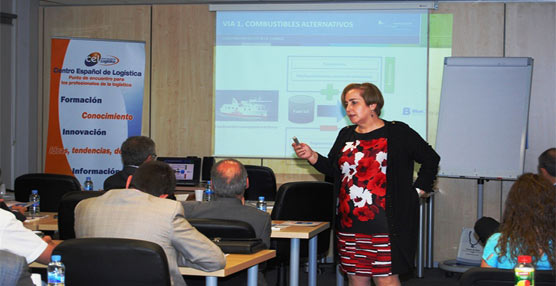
[259,196,265,201]
[86,177,91,180]
[32,190,38,194]
[51,255,61,262]
[518,255,532,263]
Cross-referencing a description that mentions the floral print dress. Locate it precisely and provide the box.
[337,126,388,235]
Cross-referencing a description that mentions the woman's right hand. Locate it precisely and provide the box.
[292,142,318,164]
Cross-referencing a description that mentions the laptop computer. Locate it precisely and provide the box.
[157,157,201,186]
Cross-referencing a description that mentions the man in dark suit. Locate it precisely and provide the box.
[182,159,271,286]
[103,136,156,191]
[182,159,271,247]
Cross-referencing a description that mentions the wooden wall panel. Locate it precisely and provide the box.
[506,3,556,172]
[431,2,505,263]
[151,5,214,157]
[40,5,151,166]
[438,3,505,57]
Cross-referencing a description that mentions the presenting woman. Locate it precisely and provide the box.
[293,83,440,286]
[481,173,555,270]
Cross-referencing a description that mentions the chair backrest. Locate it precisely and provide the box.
[271,181,335,260]
[460,267,556,286]
[14,173,81,212]
[53,238,171,286]
[188,218,257,239]
[244,165,277,201]
[58,191,105,240]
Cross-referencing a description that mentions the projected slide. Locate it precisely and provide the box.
[214,10,428,157]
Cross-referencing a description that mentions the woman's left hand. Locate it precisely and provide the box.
[416,188,432,198]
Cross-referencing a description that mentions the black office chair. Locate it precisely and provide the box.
[15,173,81,212]
[185,218,261,286]
[244,165,277,201]
[270,181,335,285]
[53,238,171,286]
[58,191,105,240]
[188,218,257,239]
[460,267,556,286]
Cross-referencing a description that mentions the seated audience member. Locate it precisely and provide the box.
[182,159,271,248]
[537,147,556,185]
[75,161,225,286]
[182,159,271,286]
[103,136,156,191]
[475,147,556,244]
[0,208,58,266]
[481,173,555,270]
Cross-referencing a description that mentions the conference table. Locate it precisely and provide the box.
[186,250,276,286]
[25,213,329,286]
[271,221,330,286]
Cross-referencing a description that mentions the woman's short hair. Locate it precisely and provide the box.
[341,82,384,116]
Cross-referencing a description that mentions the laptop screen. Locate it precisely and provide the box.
[156,157,201,186]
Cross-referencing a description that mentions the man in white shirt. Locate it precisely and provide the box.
[0,208,57,264]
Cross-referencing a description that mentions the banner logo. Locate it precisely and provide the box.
[84,52,120,67]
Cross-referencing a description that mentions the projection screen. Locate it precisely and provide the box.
[213,6,429,158]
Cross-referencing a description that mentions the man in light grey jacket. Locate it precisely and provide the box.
[75,161,225,286]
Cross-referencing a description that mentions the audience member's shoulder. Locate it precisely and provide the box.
[241,203,271,218]
[0,208,17,221]
[181,201,201,207]
[485,232,502,245]
[180,200,202,212]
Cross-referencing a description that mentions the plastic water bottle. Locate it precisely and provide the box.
[514,255,534,286]
[47,255,65,286]
[256,196,267,212]
[84,177,94,191]
[203,180,214,202]
[29,190,40,217]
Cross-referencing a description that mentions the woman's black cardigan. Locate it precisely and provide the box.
[312,120,440,275]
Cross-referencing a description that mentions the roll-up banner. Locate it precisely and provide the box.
[45,38,145,189]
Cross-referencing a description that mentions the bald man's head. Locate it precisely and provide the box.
[210,159,248,198]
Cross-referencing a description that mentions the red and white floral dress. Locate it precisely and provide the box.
[336,126,392,277]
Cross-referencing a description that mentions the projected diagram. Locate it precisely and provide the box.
[168,163,194,180]
[287,56,383,91]
[220,98,268,119]
[215,90,278,121]
[285,55,383,125]
[282,56,383,155]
